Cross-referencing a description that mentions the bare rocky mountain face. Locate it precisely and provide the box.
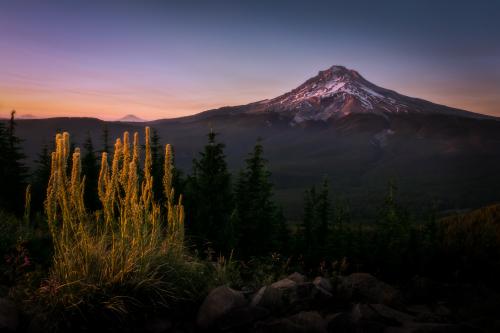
[12,65,500,220]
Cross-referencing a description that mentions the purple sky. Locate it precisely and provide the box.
[1,0,499,120]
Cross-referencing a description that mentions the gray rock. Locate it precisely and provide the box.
[251,286,285,313]
[338,273,404,308]
[272,278,298,290]
[0,298,18,333]
[313,277,333,294]
[288,272,307,284]
[351,303,396,325]
[196,286,247,329]
[312,277,333,301]
[370,304,415,324]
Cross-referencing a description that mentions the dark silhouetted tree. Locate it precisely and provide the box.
[31,143,51,213]
[234,141,278,257]
[0,111,27,214]
[186,131,235,254]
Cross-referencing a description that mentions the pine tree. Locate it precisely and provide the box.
[186,131,234,254]
[81,134,100,211]
[299,186,317,258]
[102,123,110,154]
[31,143,52,213]
[150,128,165,202]
[0,111,27,214]
[0,120,9,209]
[315,178,331,257]
[234,141,278,257]
[275,208,290,255]
[375,180,410,276]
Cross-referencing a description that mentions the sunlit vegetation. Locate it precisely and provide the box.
[32,128,210,328]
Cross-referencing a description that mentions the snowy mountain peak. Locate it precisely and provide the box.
[117,114,147,122]
[256,65,477,123]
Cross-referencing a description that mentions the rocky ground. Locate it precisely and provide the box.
[1,273,500,332]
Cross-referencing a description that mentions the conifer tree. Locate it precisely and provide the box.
[275,208,290,255]
[234,141,278,257]
[0,120,9,210]
[150,128,165,202]
[31,143,52,213]
[102,123,110,154]
[0,111,27,213]
[187,131,234,253]
[81,134,100,211]
[315,178,331,257]
[375,180,410,276]
[299,186,317,257]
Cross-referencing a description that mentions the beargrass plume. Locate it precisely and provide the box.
[33,127,207,328]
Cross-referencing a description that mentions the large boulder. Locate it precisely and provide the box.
[371,304,414,323]
[196,286,247,329]
[0,298,18,333]
[312,277,333,301]
[251,286,285,313]
[288,272,307,284]
[313,277,333,294]
[338,273,404,308]
[271,278,297,290]
[351,303,399,327]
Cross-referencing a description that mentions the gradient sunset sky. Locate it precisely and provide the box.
[1,0,499,120]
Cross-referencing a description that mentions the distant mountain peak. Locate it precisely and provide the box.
[251,65,482,123]
[117,114,146,122]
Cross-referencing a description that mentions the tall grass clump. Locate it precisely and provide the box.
[37,128,204,327]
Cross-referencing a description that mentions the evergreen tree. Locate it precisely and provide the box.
[102,124,110,154]
[31,143,52,213]
[186,131,234,254]
[0,111,27,214]
[150,128,165,202]
[331,197,351,259]
[375,180,410,277]
[0,120,9,209]
[315,178,331,257]
[81,134,100,211]
[275,208,290,255]
[298,186,317,258]
[234,141,278,257]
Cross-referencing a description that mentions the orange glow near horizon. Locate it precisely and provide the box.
[1,78,498,121]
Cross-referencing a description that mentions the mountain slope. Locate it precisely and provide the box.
[172,65,491,125]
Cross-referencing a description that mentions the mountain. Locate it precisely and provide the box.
[12,65,500,221]
[181,65,489,124]
[117,114,147,122]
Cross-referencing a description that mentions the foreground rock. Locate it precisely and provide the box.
[338,273,404,308]
[196,286,247,329]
